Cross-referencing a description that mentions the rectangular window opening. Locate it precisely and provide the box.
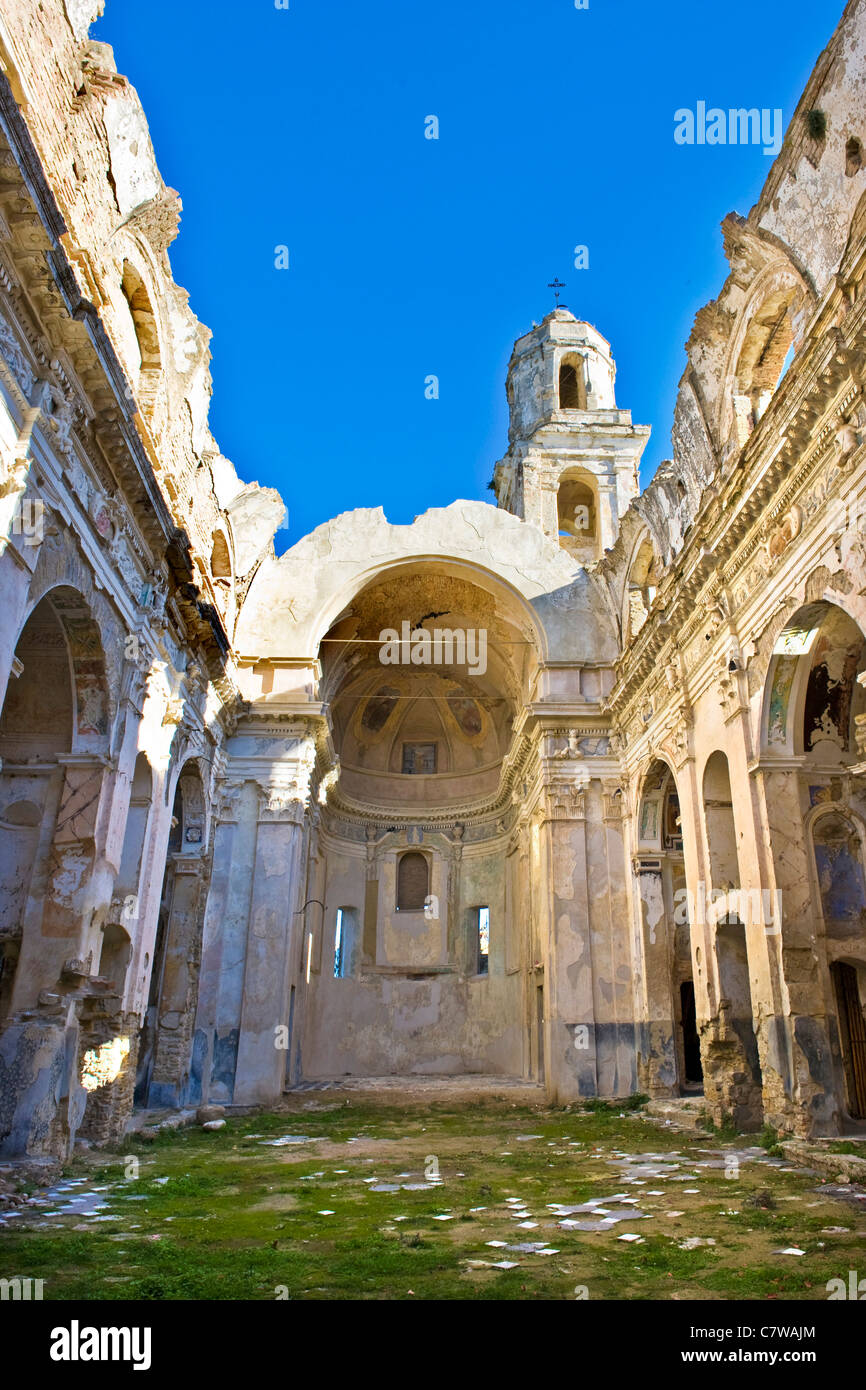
[334,908,344,978]
[477,905,489,975]
[333,907,357,977]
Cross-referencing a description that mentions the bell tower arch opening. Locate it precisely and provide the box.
[492,308,650,553]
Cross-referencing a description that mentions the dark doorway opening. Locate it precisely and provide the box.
[833,961,866,1119]
[680,980,703,1085]
[536,985,545,1083]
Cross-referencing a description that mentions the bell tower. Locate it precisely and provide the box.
[493,308,650,563]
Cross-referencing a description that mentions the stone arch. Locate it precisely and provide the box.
[119,259,163,419]
[719,261,812,451]
[623,531,661,644]
[0,588,112,1006]
[700,749,763,1130]
[396,850,430,911]
[210,528,232,580]
[840,188,866,284]
[209,526,236,634]
[633,758,697,1093]
[807,803,866,1120]
[309,554,550,672]
[702,750,741,893]
[0,587,117,1158]
[762,600,866,759]
[102,751,154,995]
[0,595,75,1024]
[9,584,112,753]
[556,467,599,564]
[135,757,209,1108]
[557,352,587,410]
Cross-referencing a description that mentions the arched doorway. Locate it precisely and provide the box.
[702,750,763,1130]
[0,587,113,1157]
[135,761,208,1109]
[634,759,699,1094]
[0,595,74,1023]
[761,600,866,1131]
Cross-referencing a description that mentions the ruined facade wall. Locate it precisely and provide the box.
[2,0,866,1161]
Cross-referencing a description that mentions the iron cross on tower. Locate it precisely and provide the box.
[548,277,566,307]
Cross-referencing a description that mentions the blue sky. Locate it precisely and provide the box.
[94,0,844,548]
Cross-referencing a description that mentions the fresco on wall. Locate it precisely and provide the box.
[813,812,866,928]
[361,687,400,735]
[640,798,659,841]
[804,633,861,752]
[767,655,798,745]
[446,694,483,739]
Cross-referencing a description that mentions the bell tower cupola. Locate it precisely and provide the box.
[492,307,650,564]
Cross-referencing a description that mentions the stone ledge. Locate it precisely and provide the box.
[780,1140,866,1185]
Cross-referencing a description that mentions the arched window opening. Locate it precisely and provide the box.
[120,262,161,417]
[556,472,598,560]
[732,291,796,445]
[397,851,429,911]
[211,532,232,581]
[846,136,863,178]
[626,537,661,643]
[0,596,73,760]
[559,359,584,410]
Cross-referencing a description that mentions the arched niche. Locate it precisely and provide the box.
[100,751,154,1010]
[637,758,681,851]
[811,809,866,946]
[397,851,430,911]
[624,534,661,643]
[763,602,866,762]
[115,752,154,902]
[120,260,162,420]
[702,750,740,892]
[318,561,539,811]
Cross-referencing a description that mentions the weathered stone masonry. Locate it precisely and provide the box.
[1,0,865,1159]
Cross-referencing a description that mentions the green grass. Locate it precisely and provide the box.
[0,1098,862,1300]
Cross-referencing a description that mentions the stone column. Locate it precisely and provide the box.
[232,788,309,1106]
[541,778,597,1101]
[596,480,618,553]
[632,856,677,1096]
[147,854,207,1109]
[599,780,638,1095]
[192,780,258,1105]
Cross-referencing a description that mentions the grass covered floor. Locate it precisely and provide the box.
[2,1095,863,1300]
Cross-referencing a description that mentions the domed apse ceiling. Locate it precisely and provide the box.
[318,565,540,810]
